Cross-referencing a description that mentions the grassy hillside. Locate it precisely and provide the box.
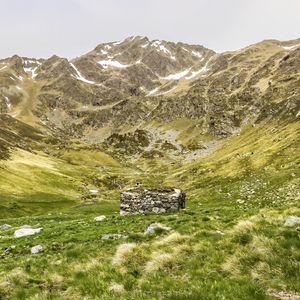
[0,118,299,299]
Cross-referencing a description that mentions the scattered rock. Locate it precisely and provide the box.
[284,216,300,227]
[101,234,128,240]
[267,288,300,300]
[0,281,12,287]
[14,227,43,238]
[94,215,106,222]
[144,223,172,235]
[215,230,225,236]
[0,224,11,230]
[236,199,245,204]
[109,282,125,293]
[31,245,43,254]
[2,247,12,256]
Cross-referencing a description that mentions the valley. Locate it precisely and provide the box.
[0,36,299,299]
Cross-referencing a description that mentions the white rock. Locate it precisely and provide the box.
[215,230,225,236]
[120,210,129,216]
[14,227,43,238]
[0,281,11,287]
[94,215,106,222]
[0,224,11,230]
[152,207,160,213]
[109,282,124,293]
[89,189,99,193]
[19,225,32,229]
[284,216,300,227]
[144,223,172,235]
[101,234,128,240]
[31,245,43,254]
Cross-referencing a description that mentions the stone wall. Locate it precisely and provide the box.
[120,188,186,215]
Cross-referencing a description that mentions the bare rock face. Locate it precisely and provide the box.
[120,188,185,215]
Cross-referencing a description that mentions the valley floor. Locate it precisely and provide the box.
[0,119,299,299]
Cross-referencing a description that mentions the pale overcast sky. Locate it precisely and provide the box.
[1,0,300,59]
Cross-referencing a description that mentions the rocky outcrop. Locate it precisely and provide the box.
[120,188,185,215]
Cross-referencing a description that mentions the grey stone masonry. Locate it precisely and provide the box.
[120,188,186,215]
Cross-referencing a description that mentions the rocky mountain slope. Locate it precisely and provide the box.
[1,37,299,143]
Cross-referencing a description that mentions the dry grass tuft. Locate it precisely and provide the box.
[112,243,137,266]
[145,251,173,273]
[154,232,188,246]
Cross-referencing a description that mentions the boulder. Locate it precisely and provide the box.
[2,247,12,256]
[94,215,106,222]
[0,224,11,230]
[14,227,43,238]
[31,245,43,254]
[0,281,11,287]
[101,234,128,240]
[144,223,172,235]
[284,216,300,227]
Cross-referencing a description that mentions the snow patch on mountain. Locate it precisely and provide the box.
[147,87,159,96]
[185,67,208,80]
[113,40,122,46]
[282,44,300,50]
[191,51,202,58]
[158,45,170,54]
[158,86,176,95]
[151,41,161,47]
[24,66,38,79]
[4,96,11,109]
[150,41,171,54]
[98,59,129,69]
[24,59,41,66]
[161,68,191,80]
[70,63,95,84]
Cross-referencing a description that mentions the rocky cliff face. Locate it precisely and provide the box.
[0,37,299,159]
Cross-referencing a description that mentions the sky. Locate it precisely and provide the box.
[1,0,300,59]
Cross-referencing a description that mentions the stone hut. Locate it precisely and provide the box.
[120,188,186,215]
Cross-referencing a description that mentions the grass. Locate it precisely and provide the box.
[0,118,299,299]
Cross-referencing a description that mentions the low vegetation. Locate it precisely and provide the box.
[0,117,299,299]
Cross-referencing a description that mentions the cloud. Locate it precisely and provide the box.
[0,0,299,58]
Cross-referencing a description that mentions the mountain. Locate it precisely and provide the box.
[0,37,299,162]
[0,37,299,300]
